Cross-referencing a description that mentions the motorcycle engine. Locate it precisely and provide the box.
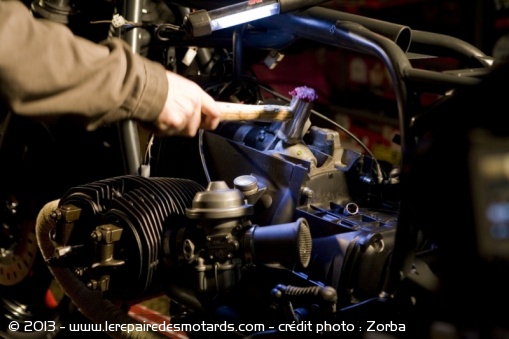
[37,103,400,337]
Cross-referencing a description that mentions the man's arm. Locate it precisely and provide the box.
[0,1,167,130]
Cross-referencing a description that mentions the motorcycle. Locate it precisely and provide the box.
[6,0,508,338]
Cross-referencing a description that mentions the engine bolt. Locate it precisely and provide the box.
[91,230,102,241]
[51,209,62,221]
[301,187,314,199]
[257,130,266,142]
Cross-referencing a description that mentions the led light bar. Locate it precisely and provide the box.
[185,0,280,37]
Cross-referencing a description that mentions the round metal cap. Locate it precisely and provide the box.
[186,181,253,219]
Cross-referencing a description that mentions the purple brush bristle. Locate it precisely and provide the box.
[289,86,318,102]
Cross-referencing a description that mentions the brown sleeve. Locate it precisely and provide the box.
[0,1,168,130]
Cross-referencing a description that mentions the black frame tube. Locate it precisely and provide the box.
[119,0,144,175]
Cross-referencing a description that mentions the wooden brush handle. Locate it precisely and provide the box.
[217,102,293,121]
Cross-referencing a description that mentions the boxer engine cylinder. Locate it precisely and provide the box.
[40,175,312,301]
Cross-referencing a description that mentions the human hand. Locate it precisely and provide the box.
[156,71,221,137]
